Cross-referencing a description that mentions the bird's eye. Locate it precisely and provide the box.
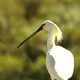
[42,23,45,27]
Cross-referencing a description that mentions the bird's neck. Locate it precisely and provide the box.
[47,30,56,50]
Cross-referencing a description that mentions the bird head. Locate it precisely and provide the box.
[42,20,54,32]
[17,20,63,48]
[42,20,63,42]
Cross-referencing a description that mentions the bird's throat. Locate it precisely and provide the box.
[47,30,56,50]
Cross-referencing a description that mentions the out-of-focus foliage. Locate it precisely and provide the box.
[0,0,80,80]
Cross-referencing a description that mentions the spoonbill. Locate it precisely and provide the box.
[17,20,74,80]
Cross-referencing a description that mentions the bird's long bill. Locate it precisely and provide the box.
[17,24,45,48]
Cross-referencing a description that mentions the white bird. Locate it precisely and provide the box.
[17,20,74,80]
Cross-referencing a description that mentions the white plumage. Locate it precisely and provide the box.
[43,20,74,80]
[17,20,74,80]
[46,46,74,80]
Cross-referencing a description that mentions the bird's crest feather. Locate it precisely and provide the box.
[54,24,63,42]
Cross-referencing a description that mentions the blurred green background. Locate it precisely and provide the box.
[0,0,80,80]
